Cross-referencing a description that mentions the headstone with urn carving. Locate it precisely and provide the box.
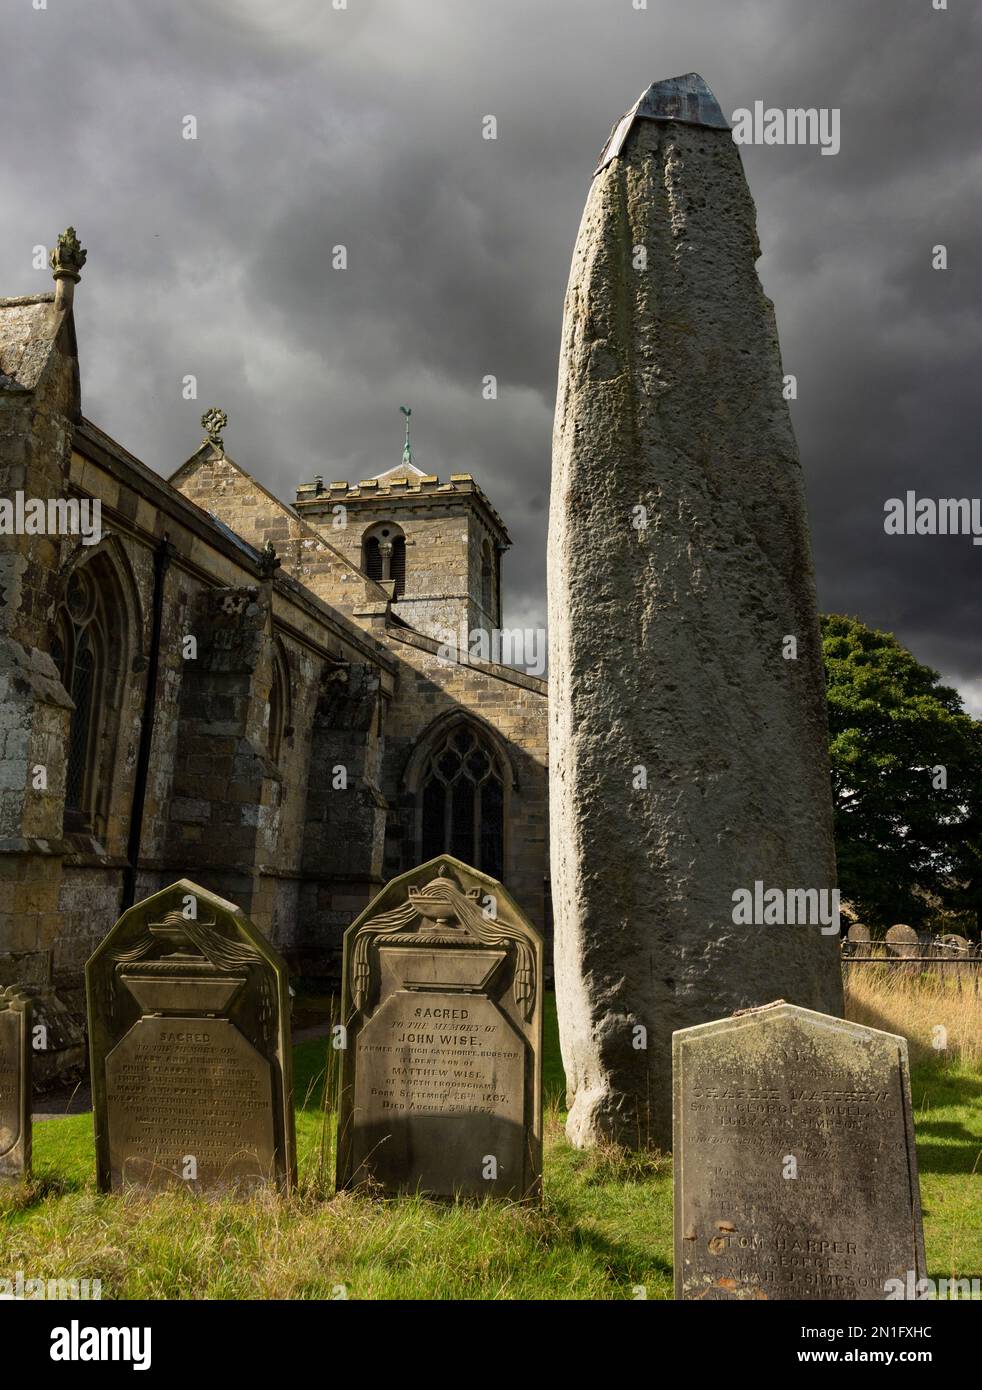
[674,1001,926,1300]
[336,855,543,1200]
[86,879,295,1194]
[0,986,31,1179]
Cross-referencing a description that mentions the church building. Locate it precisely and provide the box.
[0,231,548,1084]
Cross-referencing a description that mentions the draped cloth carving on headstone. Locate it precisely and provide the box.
[350,871,536,1020]
[337,856,543,1201]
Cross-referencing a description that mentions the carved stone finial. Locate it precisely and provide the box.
[50,227,87,283]
[258,539,281,580]
[201,407,228,451]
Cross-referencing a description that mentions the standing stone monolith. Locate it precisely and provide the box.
[0,986,31,1179]
[548,74,842,1151]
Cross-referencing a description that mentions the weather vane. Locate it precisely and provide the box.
[400,404,412,466]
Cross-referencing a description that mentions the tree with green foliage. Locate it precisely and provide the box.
[821,614,982,933]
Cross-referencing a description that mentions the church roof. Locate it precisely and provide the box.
[205,510,264,563]
[372,460,428,482]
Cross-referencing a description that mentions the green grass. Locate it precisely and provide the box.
[0,994,978,1299]
[910,1065,982,1284]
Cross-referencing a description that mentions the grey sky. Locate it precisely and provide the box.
[2,0,979,707]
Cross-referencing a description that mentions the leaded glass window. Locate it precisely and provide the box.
[419,725,505,878]
[51,566,106,832]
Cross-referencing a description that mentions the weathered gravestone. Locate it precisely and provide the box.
[548,72,842,1152]
[0,986,31,1179]
[845,923,870,961]
[674,1001,926,1300]
[937,934,971,956]
[87,879,296,1194]
[934,934,973,989]
[336,855,543,1200]
[885,923,920,957]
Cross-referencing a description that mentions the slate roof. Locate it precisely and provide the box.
[206,510,264,563]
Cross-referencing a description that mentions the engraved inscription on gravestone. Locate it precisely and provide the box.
[87,879,296,1194]
[0,986,31,1180]
[674,1001,926,1300]
[336,856,543,1200]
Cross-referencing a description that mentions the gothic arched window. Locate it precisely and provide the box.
[362,522,406,599]
[420,723,505,878]
[50,564,116,834]
[267,642,291,764]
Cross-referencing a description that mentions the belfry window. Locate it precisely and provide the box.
[390,535,406,596]
[420,724,504,879]
[362,523,406,599]
[364,536,383,581]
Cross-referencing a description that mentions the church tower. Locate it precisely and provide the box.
[296,409,510,642]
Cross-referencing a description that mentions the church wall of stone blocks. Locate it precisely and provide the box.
[0,239,548,1086]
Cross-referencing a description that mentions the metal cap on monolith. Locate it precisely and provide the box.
[594,72,730,173]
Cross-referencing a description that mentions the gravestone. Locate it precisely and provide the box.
[674,1001,926,1300]
[845,924,870,959]
[548,72,842,1151]
[935,934,972,988]
[0,986,31,1179]
[885,923,920,957]
[336,855,543,1200]
[87,879,296,1194]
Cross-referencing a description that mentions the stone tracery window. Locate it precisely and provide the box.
[267,642,290,764]
[420,724,504,879]
[50,565,113,834]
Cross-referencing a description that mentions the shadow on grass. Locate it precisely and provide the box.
[910,1071,982,1175]
[542,1192,673,1289]
[571,1223,673,1289]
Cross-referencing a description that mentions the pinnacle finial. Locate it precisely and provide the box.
[201,407,228,451]
[400,404,412,466]
[258,539,281,580]
[50,227,87,283]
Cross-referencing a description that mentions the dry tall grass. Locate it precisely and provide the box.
[843,958,982,1070]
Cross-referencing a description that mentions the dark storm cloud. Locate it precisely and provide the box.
[2,0,979,701]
